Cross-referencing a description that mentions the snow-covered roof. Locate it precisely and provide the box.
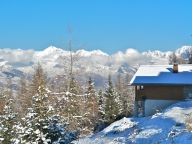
[130,65,192,85]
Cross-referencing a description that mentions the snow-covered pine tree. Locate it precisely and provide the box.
[30,63,47,96]
[51,76,83,135]
[67,77,83,129]
[16,76,31,118]
[0,76,22,143]
[97,90,105,122]
[21,69,52,143]
[20,64,79,143]
[69,77,82,106]
[84,77,98,133]
[47,115,79,144]
[115,73,134,117]
[0,98,18,144]
[94,89,107,132]
[104,75,119,124]
[115,74,124,117]
[124,74,134,116]
[21,92,78,143]
[69,77,80,95]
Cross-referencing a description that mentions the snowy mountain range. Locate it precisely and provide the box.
[0,45,192,89]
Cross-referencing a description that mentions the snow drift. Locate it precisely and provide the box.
[74,100,192,144]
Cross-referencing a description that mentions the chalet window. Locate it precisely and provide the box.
[137,86,140,90]
[140,85,144,90]
[136,86,144,90]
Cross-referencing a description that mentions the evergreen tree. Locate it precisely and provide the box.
[0,98,18,144]
[85,77,97,117]
[84,77,98,132]
[47,115,79,144]
[0,76,21,143]
[17,77,30,117]
[115,74,133,117]
[20,64,51,143]
[53,76,83,135]
[30,63,47,96]
[21,82,52,143]
[67,77,81,117]
[97,90,105,123]
[115,74,124,116]
[19,64,79,143]
[123,74,134,117]
[104,75,119,123]
[68,76,82,95]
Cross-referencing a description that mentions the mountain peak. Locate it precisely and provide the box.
[76,49,108,57]
[44,46,63,53]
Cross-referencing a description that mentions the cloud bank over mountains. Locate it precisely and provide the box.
[0,45,191,90]
[0,45,191,78]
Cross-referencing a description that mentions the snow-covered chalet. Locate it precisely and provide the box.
[130,64,192,117]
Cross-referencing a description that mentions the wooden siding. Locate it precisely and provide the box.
[135,86,184,101]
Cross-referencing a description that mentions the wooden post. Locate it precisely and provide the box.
[142,96,146,117]
[134,86,138,117]
[134,100,138,117]
[142,100,145,117]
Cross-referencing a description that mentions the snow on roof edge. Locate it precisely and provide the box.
[130,64,192,85]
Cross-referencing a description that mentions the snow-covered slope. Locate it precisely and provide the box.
[74,101,192,144]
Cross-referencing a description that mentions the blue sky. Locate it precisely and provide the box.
[0,0,192,54]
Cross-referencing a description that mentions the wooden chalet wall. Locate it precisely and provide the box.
[135,86,184,101]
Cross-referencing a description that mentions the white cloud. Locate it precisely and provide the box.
[0,49,35,66]
[111,48,154,67]
[0,46,170,76]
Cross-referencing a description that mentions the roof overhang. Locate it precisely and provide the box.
[130,65,192,86]
[129,83,192,86]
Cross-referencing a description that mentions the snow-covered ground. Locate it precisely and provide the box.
[74,101,192,144]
